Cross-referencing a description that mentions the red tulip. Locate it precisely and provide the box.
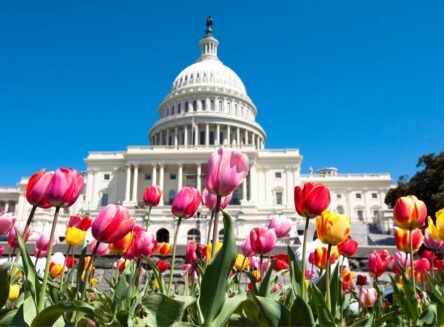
[157,259,170,273]
[134,231,158,257]
[0,246,4,257]
[158,242,173,256]
[368,250,392,277]
[338,238,358,258]
[394,195,427,230]
[357,274,367,286]
[268,215,292,238]
[92,204,135,244]
[7,222,31,248]
[185,241,197,264]
[205,148,249,196]
[45,168,84,208]
[89,240,109,256]
[202,189,232,211]
[294,182,331,218]
[394,228,423,253]
[414,257,431,273]
[272,253,289,271]
[421,250,437,266]
[66,256,78,269]
[143,186,162,207]
[249,227,276,255]
[26,169,54,209]
[0,212,15,236]
[171,187,202,219]
[68,215,92,231]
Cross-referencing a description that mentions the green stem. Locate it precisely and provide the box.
[409,228,416,295]
[325,244,332,313]
[38,206,60,312]
[167,217,182,295]
[206,210,215,245]
[81,241,100,299]
[300,217,310,299]
[70,247,76,289]
[239,255,247,287]
[211,196,222,259]
[145,206,152,230]
[59,245,72,291]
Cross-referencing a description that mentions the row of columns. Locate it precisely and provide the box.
[152,123,264,149]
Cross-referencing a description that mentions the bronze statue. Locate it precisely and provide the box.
[206,16,213,34]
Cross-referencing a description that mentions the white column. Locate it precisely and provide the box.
[4,202,9,213]
[177,164,183,191]
[205,124,209,146]
[249,164,257,203]
[184,126,188,146]
[227,126,231,145]
[125,165,131,203]
[196,163,202,191]
[174,127,178,147]
[159,164,164,205]
[236,127,240,146]
[132,165,139,203]
[244,130,248,145]
[216,124,220,145]
[242,178,247,203]
[152,165,157,186]
[252,133,256,148]
[166,129,170,146]
[194,125,199,146]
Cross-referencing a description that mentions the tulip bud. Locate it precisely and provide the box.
[134,231,158,258]
[49,262,65,278]
[316,210,351,246]
[8,284,20,302]
[26,169,54,209]
[249,227,277,255]
[158,242,173,256]
[272,253,289,272]
[313,246,339,269]
[185,241,197,264]
[157,259,170,273]
[356,274,367,286]
[0,212,16,236]
[268,215,292,238]
[368,250,392,277]
[394,195,427,230]
[341,268,354,284]
[66,256,78,269]
[202,188,232,211]
[143,186,162,207]
[359,287,378,308]
[45,168,84,208]
[234,254,249,271]
[394,228,423,253]
[65,227,86,247]
[34,233,54,258]
[171,187,202,219]
[90,240,109,256]
[294,182,331,219]
[206,242,222,262]
[337,238,358,258]
[7,222,31,248]
[92,205,135,244]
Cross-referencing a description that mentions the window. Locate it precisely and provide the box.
[372,193,378,199]
[156,229,170,243]
[193,100,197,111]
[200,131,205,144]
[275,172,282,179]
[145,174,152,181]
[178,103,181,114]
[337,206,344,214]
[336,194,342,199]
[229,188,241,205]
[357,210,364,221]
[373,210,379,218]
[356,193,362,199]
[104,174,110,180]
[168,190,176,205]
[276,192,283,205]
[170,174,177,180]
[101,193,109,206]
[187,229,201,243]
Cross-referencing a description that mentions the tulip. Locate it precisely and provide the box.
[66,256,78,269]
[421,250,437,266]
[92,205,135,244]
[294,182,331,219]
[272,253,289,272]
[394,195,427,230]
[45,168,84,208]
[305,269,316,281]
[241,237,255,257]
[157,259,170,273]
[206,242,223,262]
[26,169,54,209]
[34,233,53,258]
[357,274,367,286]
[308,251,315,264]
[185,242,197,264]
[65,227,86,247]
[89,240,109,257]
[110,231,133,254]
[268,215,292,238]
[171,187,202,219]
[7,222,31,248]
[0,246,4,257]
[205,148,249,197]
[234,254,249,271]
[338,238,358,258]
[202,189,232,211]
[427,209,444,241]
[135,231,158,257]
[249,256,260,270]
[68,214,92,231]
[392,251,410,275]
[368,250,392,278]
[0,212,15,236]
[49,262,65,278]
[158,242,173,256]
[359,287,378,308]
[143,185,162,207]
[313,246,339,269]
[116,258,128,273]
[122,226,145,260]
[252,270,261,282]
[316,210,351,246]
[8,284,20,302]
[341,268,354,284]
[395,228,423,253]
[249,227,277,255]
[424,229,444,249]
[414,258,431,276]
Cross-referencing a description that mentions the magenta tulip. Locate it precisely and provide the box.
[241,237,255,257]
[185,241,197,264]
[89,240,110,256]
[26,169,54,209]
[134,231,158,257]
[268,215,292,238]
[7,222,31,248]
[249,227,277,255]
[92,205,135,244]
[143,186,162,207]
[0,212,15,236]
[0,246,4,257]
[202,189,232,211]
[294,182,331,218]
[171,187,202,219]
[205,148,249,197]
[34,233,54,258]
[46,168,84,208]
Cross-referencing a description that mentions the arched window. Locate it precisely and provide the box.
[156,228,170,243]
[169,190,176,205]
[336,205,344,214]
[187,228,201,243]
[219,229,224,242]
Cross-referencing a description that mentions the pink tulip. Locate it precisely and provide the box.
[46,168,84,208]
[294,182,331,218]
[359,287,378,308]
[392,251,410,275]
[90,240,110,256]
[241,237,255,257]
[171,187,202,219]
[143,186,162,207]
[92,204,135,244]
[185,241,197,264]
[202,189,232,211]
[0,212,16,236]
[268,215,292,238]
[415,258,431,273]
[368,250,392,277]
[205,148,249,197]
[0,246,4,256]
[123,225,145,260]
[249,227,277,255]
[424,229,444,249]
[26,169,54,209]
[7,222,31,248]
[134,231,158,258]
[248,256,260,269]
[34,233,54,258]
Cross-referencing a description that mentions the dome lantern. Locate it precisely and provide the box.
[198,16,219,62]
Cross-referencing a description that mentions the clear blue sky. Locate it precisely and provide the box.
[1,1,443,186]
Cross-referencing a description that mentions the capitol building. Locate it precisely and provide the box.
[0,20,393,245]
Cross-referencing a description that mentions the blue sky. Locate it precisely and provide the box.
[0,1,443,186]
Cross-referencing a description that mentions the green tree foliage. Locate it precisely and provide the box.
[385,151,444,216]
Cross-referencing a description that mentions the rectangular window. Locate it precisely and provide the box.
[101,194,109,207]
[104,174,110,180]
[170,173,177,180]
[373,210,379,218]
[356,193,362,199]
[372,193,378,199]
[276,192,283,205]
[145,174,151,181]
[275,172,282,179]
[357,210,363,220]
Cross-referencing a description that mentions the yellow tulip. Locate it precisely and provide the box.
[316,210,351,246]
[206,242,222,262]
[8,284,20,301]
[304,279,310,289]
[65,227,86,246]
[428,209,444,241]
[234,254,249,271]
[252,270,261,282]
[49,262,65,278]
[91,278,98,287]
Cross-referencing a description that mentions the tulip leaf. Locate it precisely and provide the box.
[349,313,375,327]
[329,264,340,318]
[198,210,236,326]
[258,260,276,297]
[143,293,185,327]
[0,269,10,309]
[254,296,290,327]
[211,291,247,327]
[426,272,444,304]
[0,308,18,326]
[418,304,437,326]
[10,296,37,326]
[287,246,302,298]
[290,295,315,327]
[76,245,89,295]
[310,284,334,326]
[143,256,166,295]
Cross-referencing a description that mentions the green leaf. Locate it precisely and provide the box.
[211,292,247,327]
[418,304,437,326]
[257,260,276,297]
[290,295,315,327]
[0,269,9,309]
[427,272,444,304]
[329,263,340,318]
[143,293,185,327]
[76,245,88,295]
[143,256,166,295]
[198,210,236,326]
[349,313,375,327]
[0,308,18,326]
[173,295,197,310]
[287,246,302,298]
[255,296,290,327]
[10,296,37,326]
[310,284,334,326]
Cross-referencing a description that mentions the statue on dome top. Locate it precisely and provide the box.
[206,16,213,35]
